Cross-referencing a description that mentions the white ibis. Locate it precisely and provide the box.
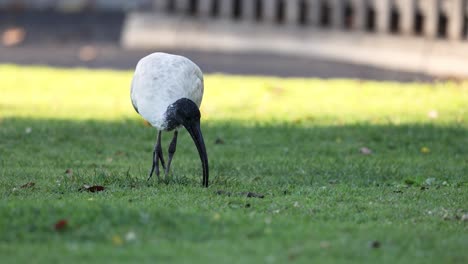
[130,52,209,187]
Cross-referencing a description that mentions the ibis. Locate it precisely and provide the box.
[130,52,209,187]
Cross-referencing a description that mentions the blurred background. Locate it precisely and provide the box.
[1,0,468,81]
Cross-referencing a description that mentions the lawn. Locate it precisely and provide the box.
[0,65,467,263]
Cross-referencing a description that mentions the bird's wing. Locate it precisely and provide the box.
[130,53,205,129]
[188,63,204,107]
[130,78,139,114]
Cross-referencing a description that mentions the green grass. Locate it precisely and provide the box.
[0,64,467,263]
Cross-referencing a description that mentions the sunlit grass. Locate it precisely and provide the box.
[0,65,467,263]
[1,65,467,125]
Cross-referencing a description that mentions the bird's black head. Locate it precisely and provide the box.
[165,98,209,187]
[165,98,200,130]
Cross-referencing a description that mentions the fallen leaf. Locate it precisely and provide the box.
[80,185,105,192]
[54,219,68,231]
[20,182,35,189]
[443,213,451,220]
[214,138,225,144]
[424,178,436,186]
[228,202,242,209]
[112,235,123,246]
[420,147,430,154]
[360,147,372,155]
[243,192,265,198]
[125,231,137,242]
[462,214,468,222]
[65,168,73,177]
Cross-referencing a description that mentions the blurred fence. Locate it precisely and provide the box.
[1,0,467,41]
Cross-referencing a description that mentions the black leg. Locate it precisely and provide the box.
[158,137,166,170]
[165,130,178,180]
[148,131,164,181]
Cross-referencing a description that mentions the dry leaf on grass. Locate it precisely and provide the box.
[360,147,372,155]
[20,182,35,189]
[125,231,137,242]
[54,219,68,231]
[79,185,105,192]
[112,235,123,246]
[462,214,468,222]
[65,168,73,177]
[421,147,430,154]
[242,192,265,199]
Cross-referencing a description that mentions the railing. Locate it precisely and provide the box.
[150,0,467,40]
[1,0,467,40]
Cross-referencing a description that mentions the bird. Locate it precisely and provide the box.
[130,52,209,187]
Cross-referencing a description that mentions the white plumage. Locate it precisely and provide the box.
[131,52,204,129]
[130,52,210,187]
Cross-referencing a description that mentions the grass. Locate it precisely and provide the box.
[0,64,467,263]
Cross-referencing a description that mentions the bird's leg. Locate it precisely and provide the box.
[148,131,164,181]
[158,137,166,171]
[164,130,178,181]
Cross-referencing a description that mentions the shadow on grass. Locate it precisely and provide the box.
[1,117,466,190]
[1,117,467,259]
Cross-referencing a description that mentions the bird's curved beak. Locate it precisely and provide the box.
[184,121,209,187]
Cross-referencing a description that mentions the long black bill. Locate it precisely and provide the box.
[184,121,209,187]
